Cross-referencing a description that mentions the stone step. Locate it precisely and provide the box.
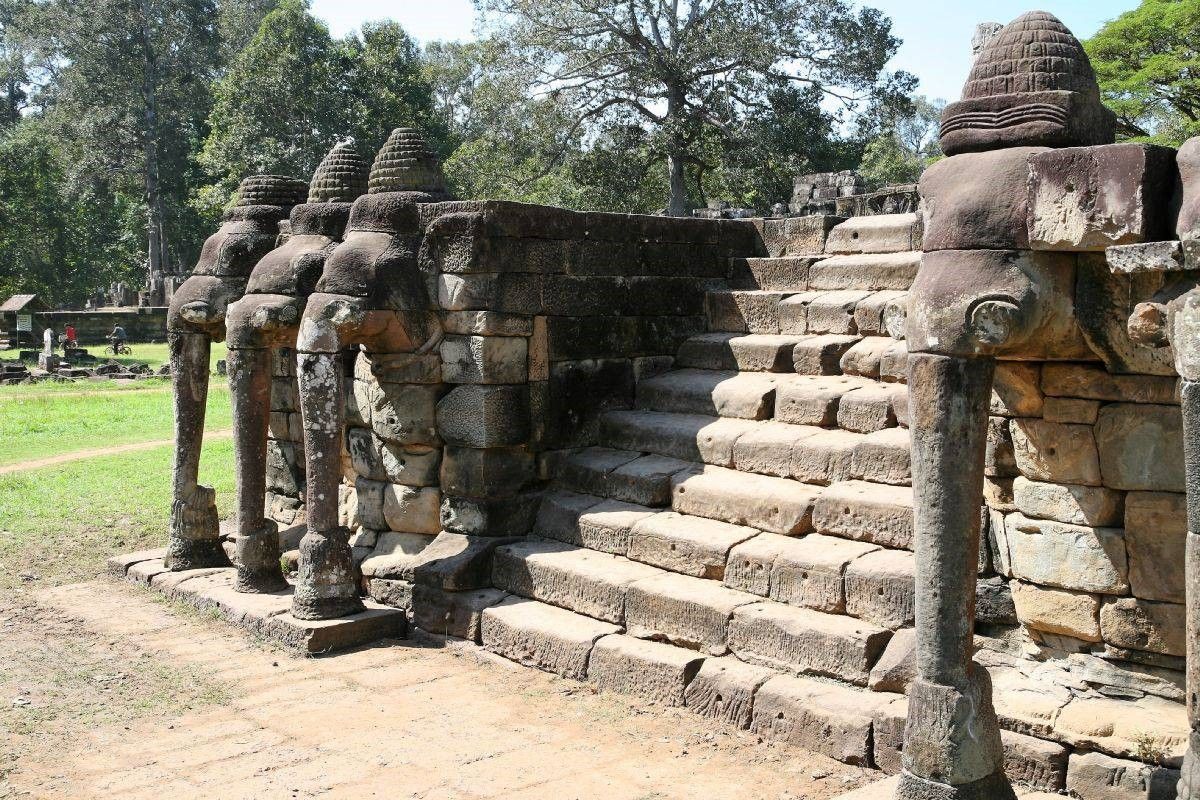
[727,600,893,686]
[533,490,656,555]
[704,290,792,334]
[792,334,861,375]
[671,465,819,535]
[725,532,882,614]
[840,336,897,381]
[844,548,916,629]
[773,374,874,426]
[600,409,911,486]
[599,409,759,467]
[492,538,662,624]
[811,480,915,550]
[808,252,922,291]
[588,634,706,706]
[479,595,621,680]
[628,511,759,580]
[554,447,691,507]
[625,570,761,654]
[824,213,922,255]
[675,332,803,372]
[751,673,893,766]
[728,256,815,292]
[635,369,779,420]
[836,383,906,433]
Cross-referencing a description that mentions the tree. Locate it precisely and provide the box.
[1086,0,1200,145]
[340,21,443,156]
[199,0,340,210]
[474,0,913,215]
[0,120,141,307]
[857,94,943,187]
[35,0,220,279]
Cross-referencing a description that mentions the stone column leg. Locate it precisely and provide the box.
[1180,380,1200,800]
[293,349,364,620]
[228,345,288,593]
[896,353,1015,800]
[166,330,229,570]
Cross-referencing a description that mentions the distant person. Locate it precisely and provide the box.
[108,324,128,353]
[42,326,56,353]
[64,324,77,349]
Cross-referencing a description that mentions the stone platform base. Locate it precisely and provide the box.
[107,549,406,654]
[830,776,1059,800]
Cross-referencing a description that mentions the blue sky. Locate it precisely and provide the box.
[311,0,1141,101]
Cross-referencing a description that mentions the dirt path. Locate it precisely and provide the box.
[0,430,232,475]
[2,581,873,800]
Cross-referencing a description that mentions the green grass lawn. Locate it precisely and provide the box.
[0,381,232,467]
[0,438,236,592]
[0,340,228,371]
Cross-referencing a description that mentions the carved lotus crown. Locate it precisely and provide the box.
[235,174,309,208]
[939,10,1115,155]
[368,127,449,196]
[308,139,370,204]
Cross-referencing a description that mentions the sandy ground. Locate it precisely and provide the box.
[0,580,876,800]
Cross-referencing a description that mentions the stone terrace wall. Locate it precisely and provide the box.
[976,143,1188,715]
[34,308,168,344]
[265,201,762,580]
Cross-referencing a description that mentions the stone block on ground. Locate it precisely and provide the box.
[480,596,620,680]
[1065,750,1180,800]
[868,627,915,693]
[587,634,705,706]
[682,655,777,729]
[412,585,508,642]
[1002,729,1070,793]
[750,674,886,765]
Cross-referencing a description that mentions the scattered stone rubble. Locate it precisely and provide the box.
[107,9,1200,800]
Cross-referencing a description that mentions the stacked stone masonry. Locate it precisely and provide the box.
[158,20,1200,795]
[248,189,1187,797]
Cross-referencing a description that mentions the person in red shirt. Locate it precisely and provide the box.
[64,324,77,349]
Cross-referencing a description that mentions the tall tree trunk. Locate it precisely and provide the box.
[664,88,690,217]
[139,7,168,285]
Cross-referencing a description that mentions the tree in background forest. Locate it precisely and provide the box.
[472,0,914,215]
[857,95,943,187]
[1086,0,1200,146]
[199,1,440,213]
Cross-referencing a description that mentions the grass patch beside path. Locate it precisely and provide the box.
[0,380,231,467]
[0,438,236,593]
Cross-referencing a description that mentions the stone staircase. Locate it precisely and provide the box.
[467,213,1189,792]
[479,214,925,770]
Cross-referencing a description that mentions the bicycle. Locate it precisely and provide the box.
[104,340,132,356]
